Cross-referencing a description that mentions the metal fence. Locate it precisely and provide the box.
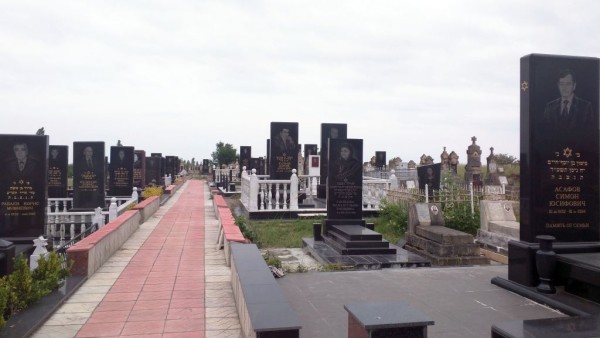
[385,183,519,216]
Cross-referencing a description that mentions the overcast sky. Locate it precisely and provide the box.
[1,1,600,165]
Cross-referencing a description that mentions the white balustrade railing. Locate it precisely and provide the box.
[46,188,139,245]
[214,168,242,183]
[240,169,399,212]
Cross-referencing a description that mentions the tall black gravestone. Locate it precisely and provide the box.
[506,54,600,287]
[109,146,134,196]
[0,134,48,239]
[150,153,163,184]
[417,163,442,195]
[240,146,251,171]
[266,139,270,175]
[318,123,348,198]
[165,156,176,179]
[327,138,363,220]
[250,158,259,173]
[259,157,266,175]
[133,150,146,189]
[269,122,298,180]
[145,156,161,186]
[202,159,209,175]
[375,151,386,170]
[73,142,105,210]
[48,145,68,198]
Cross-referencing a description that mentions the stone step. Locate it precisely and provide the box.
[488,221,520,238]
[329,225,382,241]
[327,231,391,249]
[323,236,397,255]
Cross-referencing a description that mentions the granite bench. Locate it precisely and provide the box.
[345,302,434,338]
[230,243,301,338]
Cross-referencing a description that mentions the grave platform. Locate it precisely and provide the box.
[302,237,430,270]
[405,226,490,266]
[323,225,397,255]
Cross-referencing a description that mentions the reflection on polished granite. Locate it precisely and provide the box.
[303,237,430,269]
[493,314,600,338]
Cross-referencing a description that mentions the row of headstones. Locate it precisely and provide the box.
[0,136,181,239]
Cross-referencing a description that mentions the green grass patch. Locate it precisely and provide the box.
[243,218,315,248]
[237,215,404,249]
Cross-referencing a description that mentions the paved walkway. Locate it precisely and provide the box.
[33,180,242,337]
[31,179,570,338]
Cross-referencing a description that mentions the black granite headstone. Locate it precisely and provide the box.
[240,146,251,171]
[249,158,259,173]
[133,150,146,189]
[269,122,299,180]
[165,156,176,179]
[109,146,134,196]
[0,134,48,238]
[375,151,386,169]
[319,123,348,198]
[145,156,161,186]
[417,163,442,193]
[266,139,270,175]
[151,152,163,176]
[202,159,209,175]
[48,145,68,198]
[73,142,105,210]
[520,54,600,242]
[259,157,266,175]
[327,138,363,220]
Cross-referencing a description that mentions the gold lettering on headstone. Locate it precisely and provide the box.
[545,147,589,228]
[2,180,38,216]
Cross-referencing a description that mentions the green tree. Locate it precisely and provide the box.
[495,153,517,165]
[211,142,237,166]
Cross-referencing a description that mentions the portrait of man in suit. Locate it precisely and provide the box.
[543,69,594,129]
[272,127,296,155]
[6,142,41,180]
[80,146,97,172]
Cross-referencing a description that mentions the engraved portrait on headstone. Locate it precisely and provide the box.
[270,122,299,180]
[327,138,363,220]
[520,54,599,242]
[0,135,48,238]
[73,142,105,210]
[48,145,68,198]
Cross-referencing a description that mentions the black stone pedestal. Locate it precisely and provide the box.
[344,302,434,338]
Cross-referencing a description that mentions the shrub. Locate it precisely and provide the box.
[375,199,408,244]
[31,252,71,303]
[234,216,258,245]
[6,255,33,316]
[262,250,282,269]
[0,252,71,328]
[142,186,163,199]
[0,279,8,328]
[442,201,480,235]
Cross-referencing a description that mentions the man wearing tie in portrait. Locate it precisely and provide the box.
[543,69,594,129]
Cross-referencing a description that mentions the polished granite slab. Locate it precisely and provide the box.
[302,238,430,269]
